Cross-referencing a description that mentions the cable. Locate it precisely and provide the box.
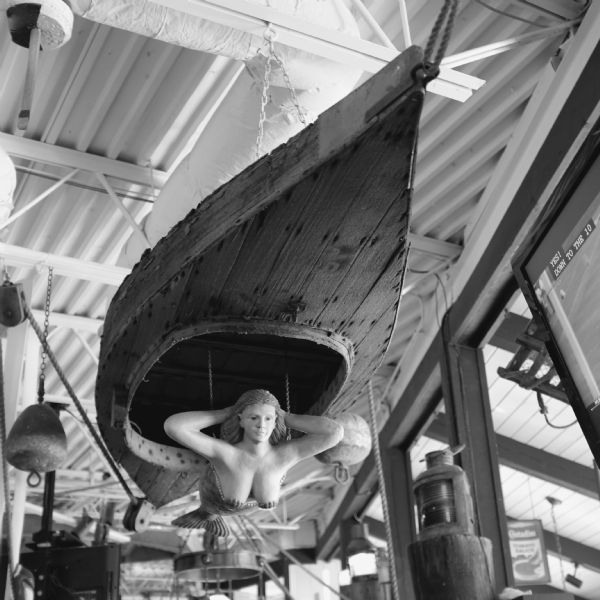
[367,381,401,600]
[473,0,544,27]
[23,304,137,503]
[242,515,353,600]
[536,391,577,429]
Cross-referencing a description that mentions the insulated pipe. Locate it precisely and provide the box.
[69,0,363,265]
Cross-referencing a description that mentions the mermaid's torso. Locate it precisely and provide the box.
[201,462,278,514]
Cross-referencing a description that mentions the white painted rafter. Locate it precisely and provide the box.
[0,132,167,188]
[150,0,484,100]
[0,242,130,286]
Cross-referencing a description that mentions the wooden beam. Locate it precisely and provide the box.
[427,415,598,499]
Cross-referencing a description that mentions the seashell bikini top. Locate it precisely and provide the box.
[204,461,280,512]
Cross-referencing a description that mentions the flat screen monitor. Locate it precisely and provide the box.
[513,151,600,465]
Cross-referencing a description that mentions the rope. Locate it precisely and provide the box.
[367,381,400,600]
[242,515,352,600]
[208,350,214,409]
[424,0,458,68]
[23,304,137,503]
[0,338,21,600]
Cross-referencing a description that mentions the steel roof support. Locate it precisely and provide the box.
[439,337,513,589]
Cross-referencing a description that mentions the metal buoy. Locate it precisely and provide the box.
[6,403,67,472]
[316,412,372,469]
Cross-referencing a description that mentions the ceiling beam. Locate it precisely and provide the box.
[152,0,484,101]
[426,415,598,500]
[447,3,600,345]
[30,309,103,334]
[407,233,462,261]
[488,311,531,354]
[364,516,600,578]
[0,242,130,286]
[0,132,167,188]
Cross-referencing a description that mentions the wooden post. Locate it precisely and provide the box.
[408,534,495,600]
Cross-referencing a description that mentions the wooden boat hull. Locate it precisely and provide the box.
[96,46,426,507]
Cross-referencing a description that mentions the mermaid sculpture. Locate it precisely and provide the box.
[164,389,343,535]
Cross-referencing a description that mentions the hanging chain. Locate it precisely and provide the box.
[23,303,137,503]
[255,24,307,160]
[367,381,401,600]
[284,371,291,440]
[37,266,53,404]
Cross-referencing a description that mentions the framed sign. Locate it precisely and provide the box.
[508,519,550,586]
[513,149,600,466]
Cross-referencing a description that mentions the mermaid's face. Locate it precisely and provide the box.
[239,403,277,443]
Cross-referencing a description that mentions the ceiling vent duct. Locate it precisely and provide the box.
[69,0,363,265]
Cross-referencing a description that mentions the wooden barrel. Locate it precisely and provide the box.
[408,534,496,600]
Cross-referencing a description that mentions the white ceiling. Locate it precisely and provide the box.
[1,0,599,597]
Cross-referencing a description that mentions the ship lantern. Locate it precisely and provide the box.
[413,445,475,540]
[346,521,377,580]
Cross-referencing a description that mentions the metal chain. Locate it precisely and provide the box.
[270,47,307,125]
[367,380,401,600]
[255,24,307,159]
[255,28,274,160]
[23,304,137,503]
[37,266,53,403]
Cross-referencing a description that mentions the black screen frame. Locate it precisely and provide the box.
[512,120,600,466]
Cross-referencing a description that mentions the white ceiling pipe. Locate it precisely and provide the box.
[70,0,363,264]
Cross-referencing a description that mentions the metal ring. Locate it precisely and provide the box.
[27,470,41,487]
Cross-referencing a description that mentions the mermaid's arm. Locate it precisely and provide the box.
[164,408,232,460]
[280,413,343,463]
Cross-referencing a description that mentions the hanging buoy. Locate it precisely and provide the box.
[5,403,67,472]
[316,413,372,480]
[6,0,74,129]
[0,281,27,327]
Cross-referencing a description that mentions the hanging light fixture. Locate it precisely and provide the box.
[565,562,582,589]
[346,521,377,580]
[0,145,16,224]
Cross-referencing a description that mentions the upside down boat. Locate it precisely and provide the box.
[96,46,428,508]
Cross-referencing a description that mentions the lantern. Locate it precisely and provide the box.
[413,446,475,540]
[346,521,377,580]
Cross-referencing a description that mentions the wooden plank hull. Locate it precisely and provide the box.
[96,46,426,506]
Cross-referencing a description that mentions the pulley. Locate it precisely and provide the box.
[0,281,27,327]
[5,402,67,472]
[6,0,74,129]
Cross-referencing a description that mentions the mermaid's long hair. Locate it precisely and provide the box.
[220,389,287,445]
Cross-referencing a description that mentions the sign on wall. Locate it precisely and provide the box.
[508,519,550,585]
